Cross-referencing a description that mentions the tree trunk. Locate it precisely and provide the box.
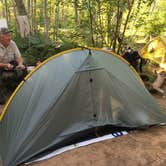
[4,0,9,23]
[12,0,17,19]
[107,7,112,47]
[44,0,49,41]
[27,0,31,18]
[13,0,27,15]
[112,0,122,52]
[11,0,18,34]
[96,0,105,47]
[54,0,60,41]
[117,0,134,54]
[33,0,37,32]
[74,0,79,24]
[87,0,95,47]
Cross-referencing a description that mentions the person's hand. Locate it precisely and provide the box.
[6,63,14,70]
[17,64,25,70]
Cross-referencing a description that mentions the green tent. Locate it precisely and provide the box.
[0,48,166,166]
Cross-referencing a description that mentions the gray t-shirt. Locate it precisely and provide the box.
[0,40,21,63]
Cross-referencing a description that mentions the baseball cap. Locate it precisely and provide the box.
[0,27,13,35]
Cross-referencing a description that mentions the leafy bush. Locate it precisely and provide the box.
[14,33,77,66]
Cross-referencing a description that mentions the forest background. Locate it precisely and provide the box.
[0,0,165,65]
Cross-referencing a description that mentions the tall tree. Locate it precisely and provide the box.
[44,0,49,40]
[96,0,106,47]
[13,0,27,15]
[54,0,60,41]
[27,0,31,18]
[112,0,123,52]
[4,0,9,23]
[87,0,95,46]
[73,0,79,24]
[117,0,134,53]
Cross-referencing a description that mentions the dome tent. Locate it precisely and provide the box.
[140,35,166,70]
[0,48,166,166]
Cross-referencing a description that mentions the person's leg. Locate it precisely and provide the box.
[0,72,18,104]
[0,79,8,104]
[0,69,28,104]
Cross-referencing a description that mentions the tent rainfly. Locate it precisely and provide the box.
[0,48,166,166]
[140,35,166,70]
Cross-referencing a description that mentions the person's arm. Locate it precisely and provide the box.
[16,56,25,70]
[0,62,13,70]
[11,41,25,70]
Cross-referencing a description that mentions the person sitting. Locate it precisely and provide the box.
[122,47,144,72]
[123,48,137,69]
[0,27,27,104]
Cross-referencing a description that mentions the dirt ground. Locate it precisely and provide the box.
[0,95,166,166]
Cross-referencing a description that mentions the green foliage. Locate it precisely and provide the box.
[14,32,77,65]
[130,0,166,38]
[3,0,165,59]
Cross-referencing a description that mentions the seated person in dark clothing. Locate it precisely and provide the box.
[130,50,140,70]
[0,27,27,104]
[123,48,141,71]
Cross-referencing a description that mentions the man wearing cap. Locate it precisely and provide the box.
[0,27,26,104]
